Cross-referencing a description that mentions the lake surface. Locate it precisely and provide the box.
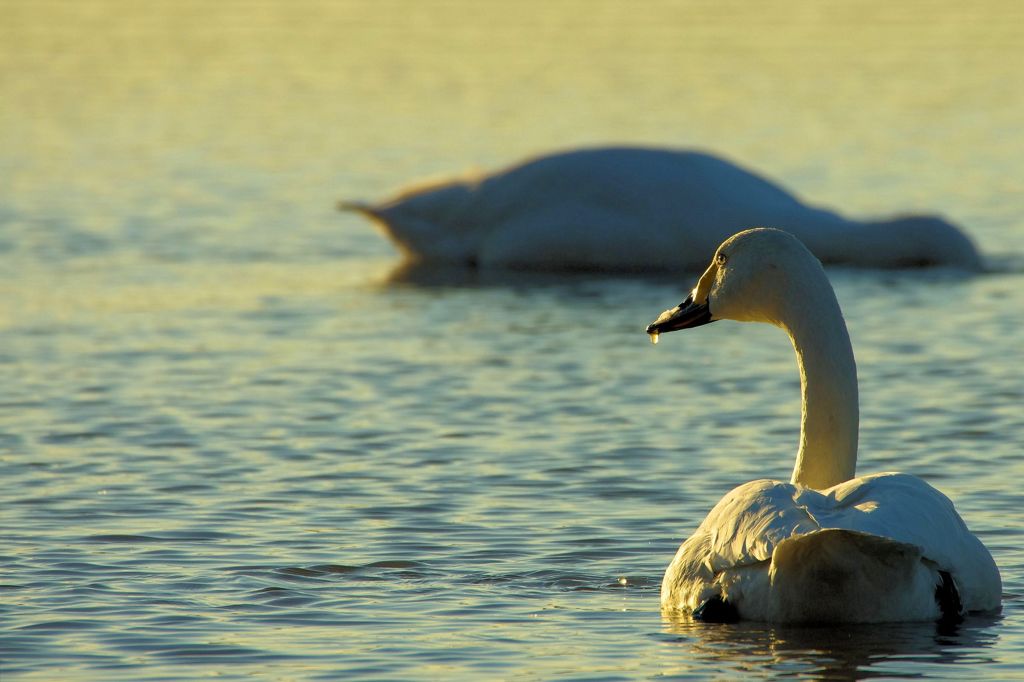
[2,1,1023,679]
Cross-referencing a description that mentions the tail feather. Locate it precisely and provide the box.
[337,200,377,215]
[692,595,740,623]
[935,570,964,624]
[768,529,941,623]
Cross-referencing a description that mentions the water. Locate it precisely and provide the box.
[2,1,1023,679]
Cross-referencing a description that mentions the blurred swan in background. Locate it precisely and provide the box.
[646,228,1000,623]
[342,147,982,272]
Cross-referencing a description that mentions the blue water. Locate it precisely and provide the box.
[2,2,1023,679]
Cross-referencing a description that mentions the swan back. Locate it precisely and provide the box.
[342,147,983,271]
[661,474,1002,620]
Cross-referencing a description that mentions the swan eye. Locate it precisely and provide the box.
[716,252,727,266]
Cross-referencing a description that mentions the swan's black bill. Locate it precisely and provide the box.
[646,294,715,336]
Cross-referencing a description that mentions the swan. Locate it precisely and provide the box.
[645,228,1000,624]
[341,147,982,272]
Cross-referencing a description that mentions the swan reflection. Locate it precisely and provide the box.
[660,611,1002,679]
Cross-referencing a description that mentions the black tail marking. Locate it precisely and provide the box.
[693,595,740,623]
[935,570,963,625]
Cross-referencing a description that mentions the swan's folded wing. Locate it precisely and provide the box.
[799,473,1002,611]
[666,474,1000,613]
[698,479,821,573]
[662,479,820,611]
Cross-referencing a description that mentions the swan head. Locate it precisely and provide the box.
[648,228,860,490]
[647,228,825,337]
[864,215,983,270]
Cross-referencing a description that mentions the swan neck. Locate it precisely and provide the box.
[785,286,859,490]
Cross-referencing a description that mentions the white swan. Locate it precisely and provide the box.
[646,228,1000,624]
[342,147,982,272]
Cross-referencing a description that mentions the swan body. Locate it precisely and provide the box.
[646,228,1000,623]
[342,147,982,272]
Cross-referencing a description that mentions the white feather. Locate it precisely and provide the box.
[662,474,1001,621]
[343,147,982,271]
[651,228,1000,623]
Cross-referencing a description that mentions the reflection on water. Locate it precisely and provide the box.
[662,613,1004,678]
[382,259,683,290]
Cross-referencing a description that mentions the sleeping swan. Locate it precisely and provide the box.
[342,147,982,272]
[646,228,1000,623]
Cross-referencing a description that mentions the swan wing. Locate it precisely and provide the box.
[662,479,819,610]
[698,479,820,571]
[808,472,1002,611]
[664,474,1000,614]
